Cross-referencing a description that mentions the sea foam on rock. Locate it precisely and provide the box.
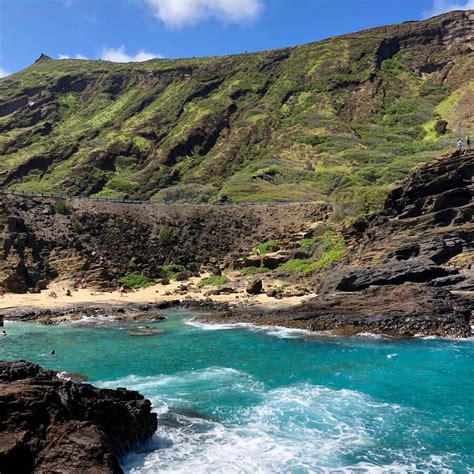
[0,360,157,473]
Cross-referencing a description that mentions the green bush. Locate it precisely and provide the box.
[159,224,175,247]
[252,240,279,255]
[279,235,345,273]
[72,221,83,233]
[312,238,346,270]
[118,273,155,289]
[278,259,314,273]
[159,263,187,280]
[240,266,271,276]
[197,275,229,288]
[299,238,317,253]
[54,201,70,215]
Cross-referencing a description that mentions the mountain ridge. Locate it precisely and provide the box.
[0,10,472,215]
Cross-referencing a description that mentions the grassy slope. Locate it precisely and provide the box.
[0,11,472,218]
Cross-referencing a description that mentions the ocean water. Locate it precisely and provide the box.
[1,310,473,473]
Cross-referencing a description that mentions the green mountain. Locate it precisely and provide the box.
[0,11,472,215]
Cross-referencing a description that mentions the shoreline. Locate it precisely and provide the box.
[2,281,472,339]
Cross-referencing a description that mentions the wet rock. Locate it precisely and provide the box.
[0,360,157,473]
[203,283,472,338]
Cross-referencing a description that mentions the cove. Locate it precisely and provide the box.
[1,310,473,473]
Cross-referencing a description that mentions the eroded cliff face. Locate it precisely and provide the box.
[0,198,329,292]
[0,11,472,208]
[202,150,473,337]
[0,360,157,474]
[322,150,474,294]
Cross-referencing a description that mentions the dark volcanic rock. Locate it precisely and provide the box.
[0,360,157,474]
[246,278,263,295]
[321,151,474,295]
[0,198,327,293]
[203,283,472,338]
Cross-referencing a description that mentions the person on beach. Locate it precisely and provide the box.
[48,291,57,299]
[467,136,471,151]
[456,138,463,151]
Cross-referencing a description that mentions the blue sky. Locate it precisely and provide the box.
[1,0,473,77]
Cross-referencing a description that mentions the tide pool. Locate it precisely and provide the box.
[1,310,473,473]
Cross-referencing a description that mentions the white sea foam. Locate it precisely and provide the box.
[115,369,432,474]
[356,332,385,339]
[186,319,318,339]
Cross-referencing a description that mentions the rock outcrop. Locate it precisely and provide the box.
[0,360,157,473]
[205,283,471,337]
[0,199,328,292]
[201,151,473,337]
[321,150,473,294]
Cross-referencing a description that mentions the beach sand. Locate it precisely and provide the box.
[0,274,313,313]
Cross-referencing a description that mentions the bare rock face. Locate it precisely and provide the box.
[0,198,327,293]
[321,151,474,295]
[0,360,157,474]
[204,283,472,337]
[246,278,263,295]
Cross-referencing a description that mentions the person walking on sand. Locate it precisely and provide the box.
[456,138,463,151]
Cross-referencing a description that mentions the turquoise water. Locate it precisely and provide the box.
[1,310,473,473]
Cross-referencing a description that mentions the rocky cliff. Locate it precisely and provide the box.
[202,150,473,337]
[0,360,157,473]
[0,197,328,292]
[0,11,472,212]
[322,150,473,293]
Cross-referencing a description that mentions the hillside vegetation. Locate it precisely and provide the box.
[0,11,472,216]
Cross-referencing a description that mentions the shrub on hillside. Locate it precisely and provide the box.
[72,221,83,233]
[197,275,229,288]
[240,266,271,276]
[54,201,70,215]
[252,240,279,255]
[158,264,187,280]
[118,273,155,289]
[159,224,175,247]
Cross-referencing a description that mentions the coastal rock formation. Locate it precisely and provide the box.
[0,199,328,292]
[205,283,471,337]
[322,150,474,294]
[0,360,157,473]
[202,151,473,337]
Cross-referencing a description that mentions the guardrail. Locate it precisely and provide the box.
[0,188,316,207]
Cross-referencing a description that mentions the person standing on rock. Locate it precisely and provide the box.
[466,136,471,152]
[456,138,463,151]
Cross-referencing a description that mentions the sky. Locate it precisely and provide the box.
[0,0,473,78]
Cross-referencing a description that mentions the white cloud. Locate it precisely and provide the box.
[144,0,263,28]
[58,53,88,60]
[0,68,10,78]
[423,0,474,18]
[101,46,163,62]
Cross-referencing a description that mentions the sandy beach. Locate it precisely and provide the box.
[0,274,313,314]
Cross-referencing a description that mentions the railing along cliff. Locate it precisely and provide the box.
[0,188,315,207]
